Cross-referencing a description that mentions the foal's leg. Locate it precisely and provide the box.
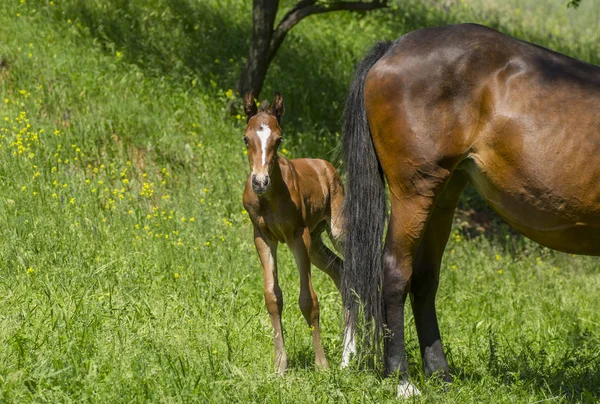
[310,233,355,368]
[327,179,345,255]
[254,227,287,374]
[291,229,329,369]
[411,171,467,381]
[309,234,342,289]
[324,179,356,367]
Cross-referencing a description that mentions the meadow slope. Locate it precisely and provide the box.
[0,0,599,402]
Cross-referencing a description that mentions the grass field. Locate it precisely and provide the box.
[0,0,599,402]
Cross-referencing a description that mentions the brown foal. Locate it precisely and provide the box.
[242,92,346,374]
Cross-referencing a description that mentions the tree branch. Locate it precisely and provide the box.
[268,1,388,62]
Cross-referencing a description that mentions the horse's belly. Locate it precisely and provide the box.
[460,159,600,256]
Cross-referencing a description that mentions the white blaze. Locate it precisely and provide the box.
[257,123,271,166]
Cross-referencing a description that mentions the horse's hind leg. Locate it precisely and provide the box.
[382,166,453,397]
[411,171,467,381]
[292,229,329,369]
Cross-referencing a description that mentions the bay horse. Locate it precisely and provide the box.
[242,92,349,374]
[341,23,600,397]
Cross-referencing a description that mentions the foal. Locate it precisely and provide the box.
[242,92,345,373]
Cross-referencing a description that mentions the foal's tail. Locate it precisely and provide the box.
[341,41,393,365]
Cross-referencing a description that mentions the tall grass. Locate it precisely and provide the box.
[0,0,598,402]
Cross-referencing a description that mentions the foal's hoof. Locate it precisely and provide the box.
[275,354,288,376]
[397,380,421,398]
[315,358,330,371]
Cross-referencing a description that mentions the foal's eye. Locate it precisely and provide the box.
[243,137,249,146]
[275,138,283,145]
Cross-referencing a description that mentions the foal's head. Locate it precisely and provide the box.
[243,92,285,195]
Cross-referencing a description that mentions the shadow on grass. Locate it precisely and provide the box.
[59,0,352,157]
[64,0,247,87]
[451,325,600,402]
[286,347,318,372]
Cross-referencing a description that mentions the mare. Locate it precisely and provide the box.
[242,92,348,374]
[341,23,600,397]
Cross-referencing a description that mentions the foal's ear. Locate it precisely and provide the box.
[244,92,258,122]
[270,91,285,123]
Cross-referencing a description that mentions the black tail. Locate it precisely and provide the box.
[341,41,393,366]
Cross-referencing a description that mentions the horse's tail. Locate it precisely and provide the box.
[342,40,393,366]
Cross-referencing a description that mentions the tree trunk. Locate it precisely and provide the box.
[236,0,280,99]
[233,0,388,106]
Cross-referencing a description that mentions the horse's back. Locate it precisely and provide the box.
[290,157,342,199]
[365,24,600,255]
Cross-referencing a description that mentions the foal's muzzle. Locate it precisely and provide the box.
[252,174,270,194]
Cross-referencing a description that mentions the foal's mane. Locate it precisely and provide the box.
[258,101,273,114]
[244,91,283,124]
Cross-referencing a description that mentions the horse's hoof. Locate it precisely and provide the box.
[441,372,453,383]
[341,326,356,369]
[397,380,421,398]
[341,346,355,369]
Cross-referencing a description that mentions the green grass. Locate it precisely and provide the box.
[0,0,599,402]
